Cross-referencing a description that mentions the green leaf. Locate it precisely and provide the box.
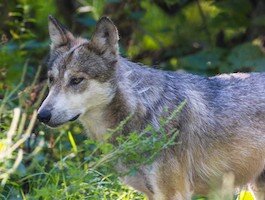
[179,48,226,74]
[221,42,265,72]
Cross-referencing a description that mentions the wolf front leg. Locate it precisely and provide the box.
[151,174,192,200]
[252,170,265,200]
[150,161,193,200]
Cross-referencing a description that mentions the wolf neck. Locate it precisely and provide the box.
[80,107,109,140]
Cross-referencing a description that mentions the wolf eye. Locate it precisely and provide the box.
[70,77,84,85]
[48,76,54,84]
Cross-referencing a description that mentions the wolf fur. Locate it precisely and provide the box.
[38,16,265,200]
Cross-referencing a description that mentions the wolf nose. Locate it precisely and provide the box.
[37,110,51,123]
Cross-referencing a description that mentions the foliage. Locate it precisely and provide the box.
[1,0,265,199]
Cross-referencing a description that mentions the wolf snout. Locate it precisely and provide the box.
[37,109,52,123]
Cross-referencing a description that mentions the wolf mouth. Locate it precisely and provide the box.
[69,114,80,122]
[44,114,81,128]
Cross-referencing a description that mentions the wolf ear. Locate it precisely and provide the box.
[48,15,74,48]
[90,17,119,56]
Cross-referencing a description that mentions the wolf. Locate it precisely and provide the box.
[38,15,265,200]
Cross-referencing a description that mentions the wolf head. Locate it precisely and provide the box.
[37,16,119,127]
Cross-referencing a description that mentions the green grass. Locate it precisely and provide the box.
[0,109,147,199]
[0,102,146,199]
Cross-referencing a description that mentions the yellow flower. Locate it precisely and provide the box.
[0,140,7,153]
[238,190,254,200]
